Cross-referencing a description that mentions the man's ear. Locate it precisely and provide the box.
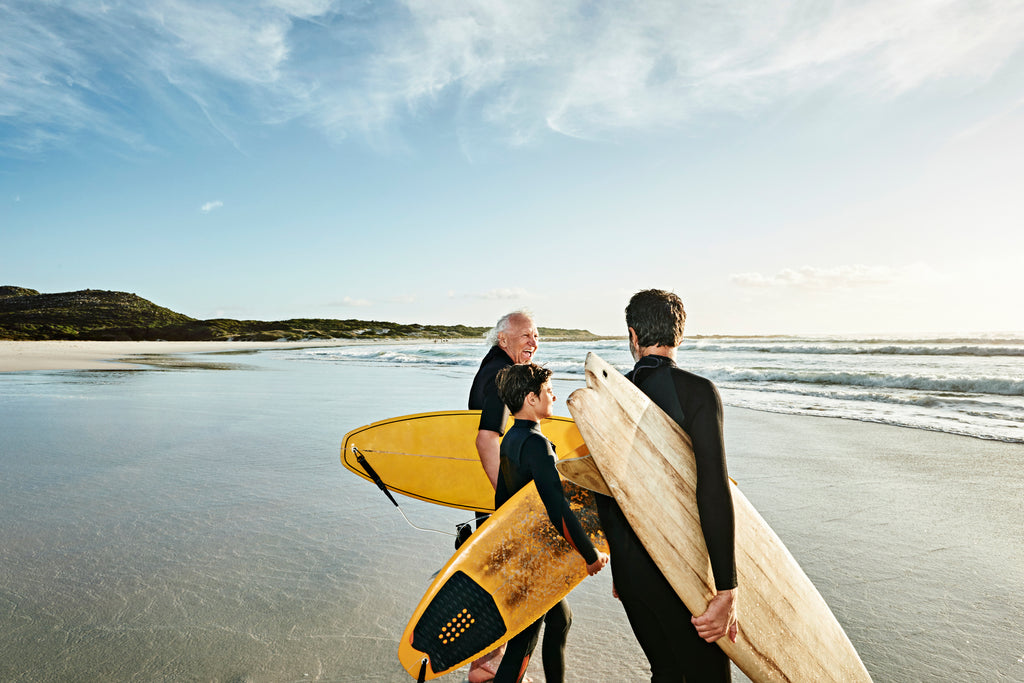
[526,391,538,405]
[628,327,638,346]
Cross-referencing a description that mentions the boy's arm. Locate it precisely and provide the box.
[523,435,599,565]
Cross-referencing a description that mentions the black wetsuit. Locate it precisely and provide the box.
[493,419,599,683]
[461,345,513,540]
[468,345,512,433]
[595,354,736,682]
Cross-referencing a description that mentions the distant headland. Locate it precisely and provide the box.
[0,286,606,342]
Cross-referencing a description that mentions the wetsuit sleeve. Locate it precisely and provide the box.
[522,435,599,565]
[478,377,509,435]
[683,376,737,591]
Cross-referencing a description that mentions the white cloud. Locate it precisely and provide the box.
[3,0,1024,155]
[446,288,531,300]
[731,264,935,291]
[474,288,530,300]
[200,200,223,213]
[331,296,372,307]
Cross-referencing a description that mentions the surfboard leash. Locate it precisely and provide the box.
[352,446,464,539]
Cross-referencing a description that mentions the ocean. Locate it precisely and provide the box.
[1,338,1022,681]
[295,335,1024,443]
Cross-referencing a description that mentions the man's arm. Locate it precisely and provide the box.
[688,378,737,591]
[687,376,738,641]
[475,429,501,490]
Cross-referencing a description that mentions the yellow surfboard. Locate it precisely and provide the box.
[397,479,608,680]
[561,353,872,682]
[341,411,589,512]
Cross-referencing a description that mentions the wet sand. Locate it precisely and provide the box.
[0,349,1022,681]
[0,339,410,372]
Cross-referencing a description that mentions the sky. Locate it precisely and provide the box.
[2,0,1023,337]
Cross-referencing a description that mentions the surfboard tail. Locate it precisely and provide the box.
[400,570,508,680]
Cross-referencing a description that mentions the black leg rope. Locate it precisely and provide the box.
[352,446,469,539]
[355,448,399,507]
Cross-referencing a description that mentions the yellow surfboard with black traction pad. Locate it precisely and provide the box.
[341,410,588,512]
[396,478,608,680]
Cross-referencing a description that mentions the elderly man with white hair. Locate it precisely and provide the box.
[463,309,540,683]
[469,310,540,488]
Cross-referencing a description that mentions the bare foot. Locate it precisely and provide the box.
[467,647,502,683]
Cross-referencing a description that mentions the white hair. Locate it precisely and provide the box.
[485,309,534,346]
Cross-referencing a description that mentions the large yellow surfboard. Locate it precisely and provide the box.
[560,353,872,682]
[341,411,588,512]
[396,479,608,680]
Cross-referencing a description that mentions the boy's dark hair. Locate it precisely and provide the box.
[626,289,686,348]
[496,362,552,413]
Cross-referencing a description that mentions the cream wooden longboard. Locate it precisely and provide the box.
[554,452,611,496]
[562,352,872,683]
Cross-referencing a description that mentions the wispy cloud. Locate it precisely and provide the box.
[330,296,372,307]
[200,200,223,213]
[473,288,530,300]
[731,264,935,291]
[3,0,1023,156]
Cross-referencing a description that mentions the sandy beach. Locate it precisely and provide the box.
[1,340,1022,681]
[0,339,409,372]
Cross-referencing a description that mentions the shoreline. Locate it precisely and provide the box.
[0,339,433,373]
[0,337,611,373]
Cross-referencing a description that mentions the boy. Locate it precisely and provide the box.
[492,363,609,683]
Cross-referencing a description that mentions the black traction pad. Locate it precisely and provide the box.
[411,570,507,673]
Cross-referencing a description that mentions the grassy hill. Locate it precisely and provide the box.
[0,287,602,342]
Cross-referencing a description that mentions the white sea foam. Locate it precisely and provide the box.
[686,340,1024,357]
[294,336,1024,442]
[705,367,1024,396]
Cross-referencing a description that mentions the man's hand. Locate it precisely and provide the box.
[691,588,738,643]
[586,551,609,576]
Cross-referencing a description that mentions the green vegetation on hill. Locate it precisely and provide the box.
[0,287,603,342]
[0,288,195,340]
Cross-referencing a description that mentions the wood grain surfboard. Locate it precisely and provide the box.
[562,352,872,683]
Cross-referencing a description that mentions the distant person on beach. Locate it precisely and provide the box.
[492,362,609,683]
[596,289,738,682]
[464,309,539,682]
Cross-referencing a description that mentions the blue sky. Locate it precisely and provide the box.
[2,1,1023,336]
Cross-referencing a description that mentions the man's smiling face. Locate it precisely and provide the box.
[499,314,539,364]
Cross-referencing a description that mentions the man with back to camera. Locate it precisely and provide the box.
[596,289,738,682]
[464,309,539,682]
